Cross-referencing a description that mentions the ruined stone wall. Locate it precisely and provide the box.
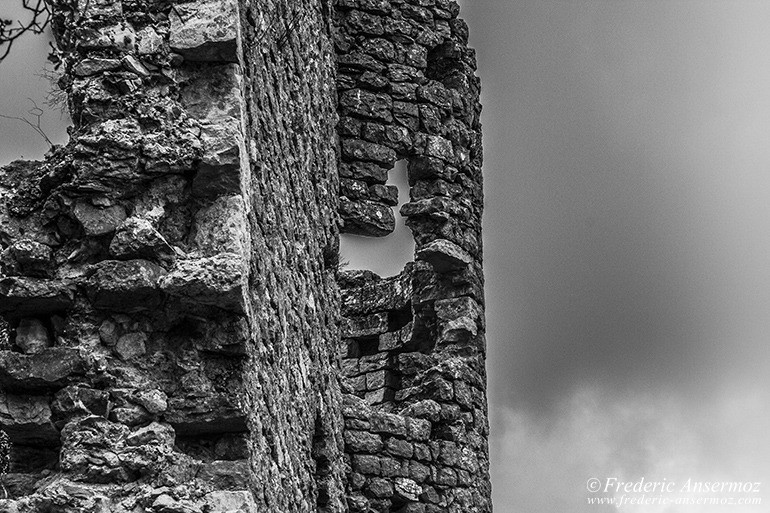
[332,0,489,511]
[0,0,487,512]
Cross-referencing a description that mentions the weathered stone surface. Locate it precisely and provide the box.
[169,0,239,62]
[165,392,246,436]
[0,348,90,391]
[60,416,175,483]
[340,197,396,236]
[395,477,422,502]
[193,124,244,199]
[340,89,393,122]
[342,313,389,338]
[109,218,175,264]
[51,386,110,427]
[0,391,58,444]
[73,202,128,236]
[14,318,51,354]
[342,139,397,167]
[434,296,483,346]
[86,260,164,311]
[197,459,250,490]
[4,240,52,276]
[341,267,412,316]
[203,491,256,513]
[159,254,247,313]
[0,277,74,317]
[191,196,249,256]
[416,238,472,273]
[114,332,147,360]
[0,0,487,509]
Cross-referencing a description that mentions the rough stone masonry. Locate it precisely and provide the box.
[0,0,487,512]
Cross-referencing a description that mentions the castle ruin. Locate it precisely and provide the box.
[0,0,488,511]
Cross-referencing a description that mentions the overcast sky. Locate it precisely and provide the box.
[4,2,770,512]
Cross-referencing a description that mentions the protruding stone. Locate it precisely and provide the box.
[416,238,472,273]
[0,390,59,445]
[14,318,51,354]
[6,239,52,276]
[342,139,397,166]
[134,389,168,414]
[339,197,395,236]
[121,55,150,78]
[73,202,127,236]
[0,277,75,318]
[434,296,483,346]
[98,319,120,346]
[51,386,110,426]
[114,332,147,360]
[0,348,90,391]
[86,260,164,311]
[343,313,389,338]
[169,0,239,62]
[197,460,250,490]
[109,218,175,264]
[166,392,246,436]
[204,491,256,513]
[159,254,247,313]
[394,477,422,502]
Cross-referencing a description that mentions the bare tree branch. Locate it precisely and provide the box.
[0,98,54,148]
[0,0,51,63]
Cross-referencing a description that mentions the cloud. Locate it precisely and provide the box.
[490,384,770,513]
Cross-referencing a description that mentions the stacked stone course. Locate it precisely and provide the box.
[0,0,488,511]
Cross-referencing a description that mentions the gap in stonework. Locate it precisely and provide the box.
[339,160,414,278]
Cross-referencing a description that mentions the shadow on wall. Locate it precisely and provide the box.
[339,160,414,277]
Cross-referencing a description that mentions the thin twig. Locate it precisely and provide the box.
[0,98,54,148]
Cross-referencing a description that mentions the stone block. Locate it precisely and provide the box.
[344,430,383,454]
[180,65,243,122]
[434,296,483,346]
[339,197,396,236]
[369,412,407,437]
[191,196,249,256]
[395,477,422,502]
[342,139,397,167]
[342,313,389,338]
[0,391,59,445]
[109,218,175,264]
[339,89,393,122]
[51,386,110,426]
[197,459,250,490]
[341,268,412,316]
[0,348,90,392]
[416,238,472,273]
[193,123,245,199]
[385,437,413,458]
[14,318,51,354]
[165,392,246,436]
[86,260,164,312]
[73,202,127,236]
[169,0,239,62]
[159,254,248,313]
[0,277,74,318]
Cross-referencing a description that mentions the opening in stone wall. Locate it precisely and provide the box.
[339,160,414,277]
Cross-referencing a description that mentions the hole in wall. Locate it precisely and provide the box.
[339,160,414,277]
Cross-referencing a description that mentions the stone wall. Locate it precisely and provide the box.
[333,0,489,511]
[0,0,487,512]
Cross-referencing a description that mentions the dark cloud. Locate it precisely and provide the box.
[460,1,770,510]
